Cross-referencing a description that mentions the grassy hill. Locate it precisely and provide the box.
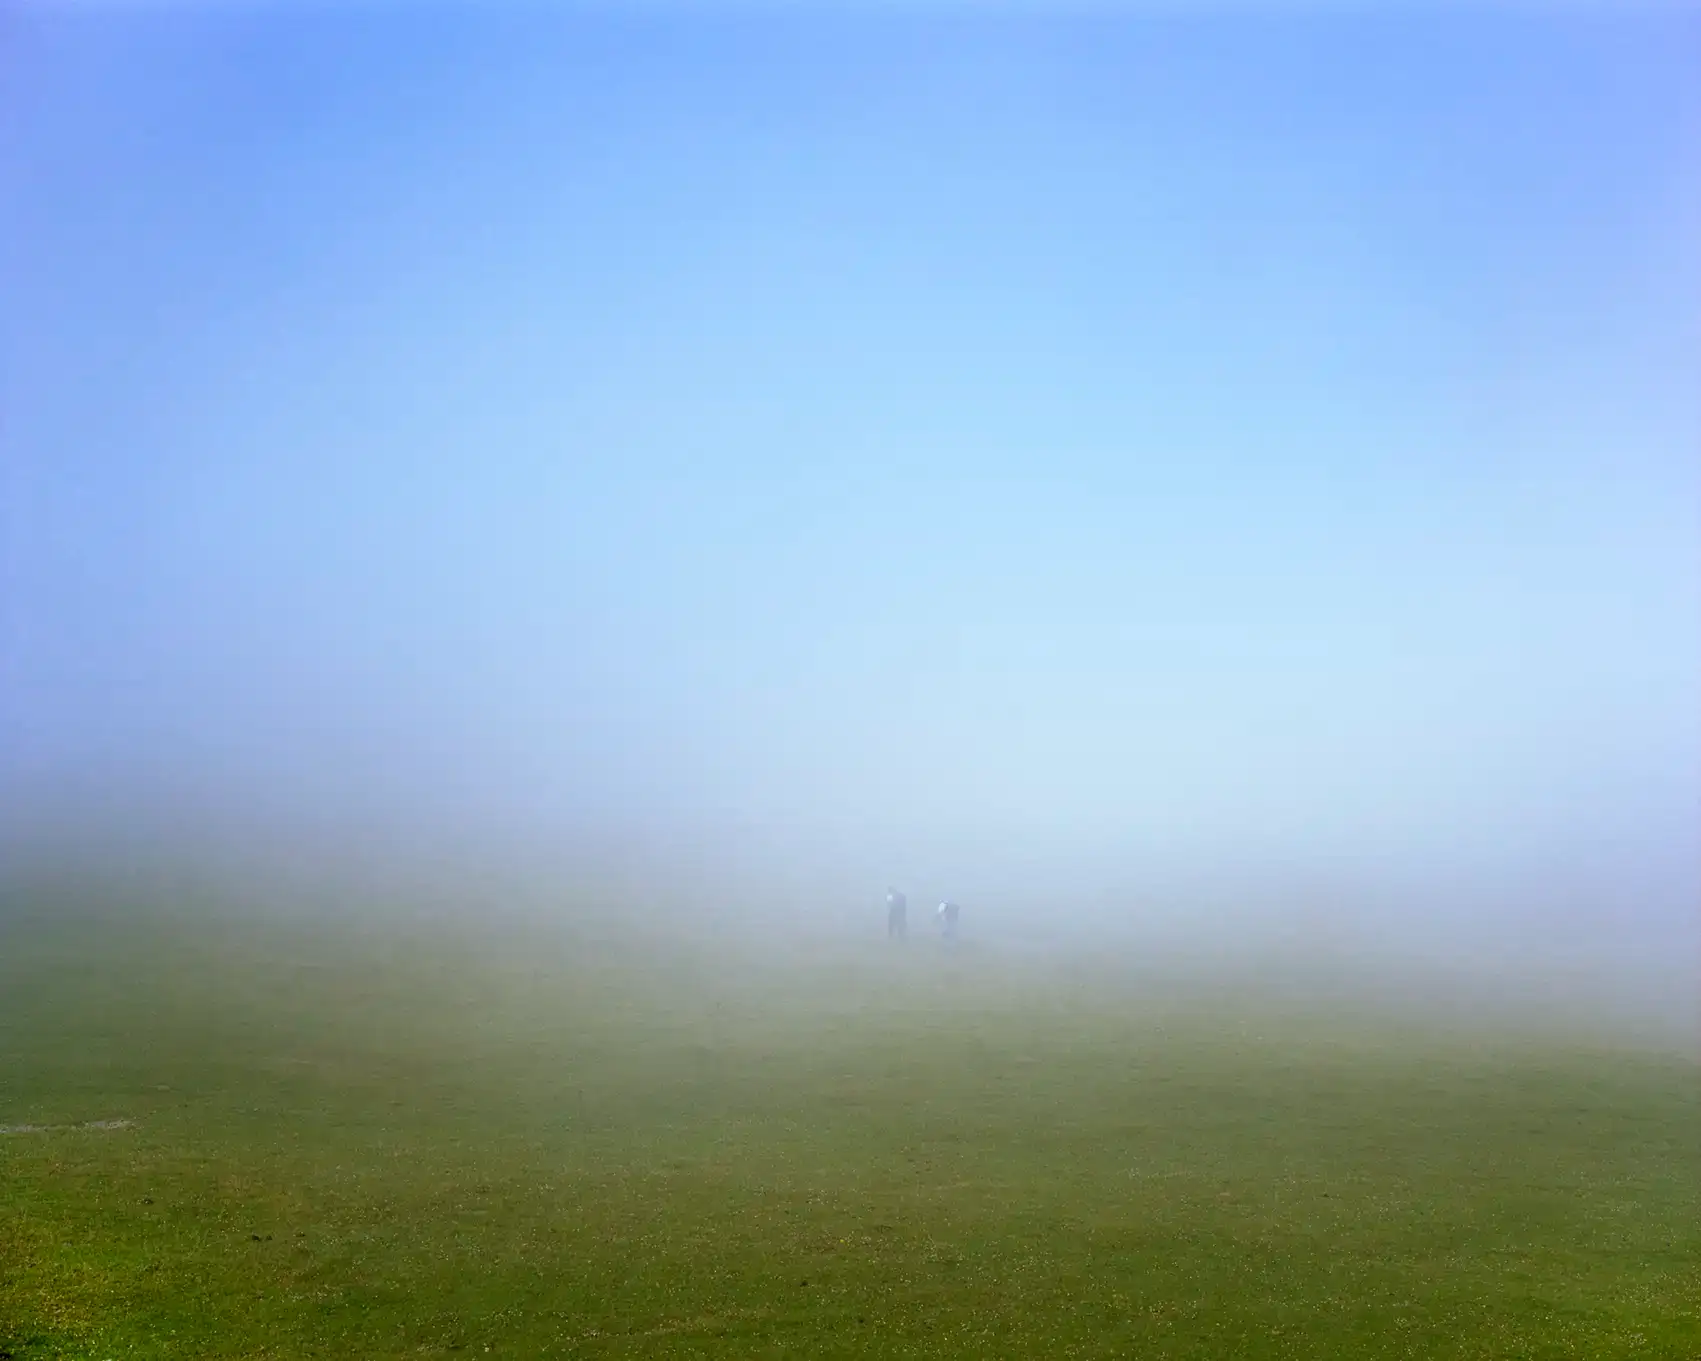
[2,903,1697,1358]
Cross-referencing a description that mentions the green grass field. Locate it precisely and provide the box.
[2,902,1697,1359]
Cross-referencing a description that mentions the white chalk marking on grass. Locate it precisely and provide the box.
[0,1118,135,1135]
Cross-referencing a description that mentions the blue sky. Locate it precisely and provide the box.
[4,8,1697,912]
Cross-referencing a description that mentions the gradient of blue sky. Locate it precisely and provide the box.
[4,8,1697,901]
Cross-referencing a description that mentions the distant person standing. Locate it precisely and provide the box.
[937,900,960,942]
[886,887,908,940]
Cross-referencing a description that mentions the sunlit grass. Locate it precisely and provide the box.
[2,904,1697,1358]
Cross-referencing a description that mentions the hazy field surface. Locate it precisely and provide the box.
[2,903,1698,1359]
